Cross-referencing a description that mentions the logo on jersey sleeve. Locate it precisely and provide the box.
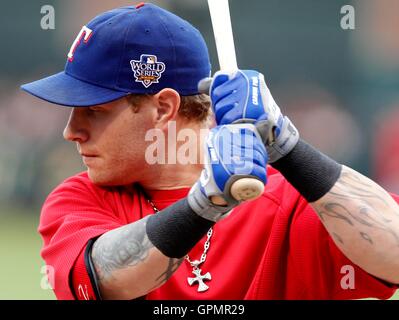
[130,54,166,88]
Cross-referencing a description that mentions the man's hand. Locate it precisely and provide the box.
[188,123,268,222]
[200,70,300,163]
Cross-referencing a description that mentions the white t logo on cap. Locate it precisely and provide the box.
[68,26,93,62]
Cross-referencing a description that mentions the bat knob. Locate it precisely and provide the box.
[230,178,264,201]
[210,178,264,206]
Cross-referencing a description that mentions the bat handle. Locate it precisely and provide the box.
[209,109,266,205]
[199,75,265,206]
[210,178,265,206]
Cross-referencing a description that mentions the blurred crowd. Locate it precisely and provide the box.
[1,0,399,213]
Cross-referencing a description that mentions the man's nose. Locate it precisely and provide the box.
[63,108,89,143]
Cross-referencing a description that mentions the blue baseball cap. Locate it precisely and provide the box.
[21,3,211,107]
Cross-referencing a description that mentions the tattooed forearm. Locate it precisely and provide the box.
[332,232,344,245]
[91,216,154,282]
[317,202,397,243]
[313,166,399,247]
[317,202,354,225]
[360,232,373,245]
[311,165,399,283]
[328,170,389,206]
[156,258,184,284]
[90,216,186,299]
[311,166,399,283]
[148,257,184,292]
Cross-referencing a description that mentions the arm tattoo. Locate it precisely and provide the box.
[317,202,354,225]
[332,232,344,245]
[313,166,399,247]
[156,258,184,284]
[360,232,373,245]
[148,257,184,292]
[328,170,389,206]
[91,216,154,282]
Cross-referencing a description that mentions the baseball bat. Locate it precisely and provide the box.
[206,0,265,204]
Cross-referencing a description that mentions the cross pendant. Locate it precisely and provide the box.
[187,269,212,292]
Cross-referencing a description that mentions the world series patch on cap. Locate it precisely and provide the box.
[21,3,211,107]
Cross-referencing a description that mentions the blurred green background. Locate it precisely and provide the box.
[1,0,399,299]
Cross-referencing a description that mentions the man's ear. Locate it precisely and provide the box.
[153,88,180,130]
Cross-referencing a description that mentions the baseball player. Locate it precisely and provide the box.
[22,3,399,300]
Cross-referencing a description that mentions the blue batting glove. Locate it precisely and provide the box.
[199,70,300,163]
[188,123,267,222]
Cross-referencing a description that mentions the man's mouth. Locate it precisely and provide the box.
[81,154,97,157]
[81,154,99,166]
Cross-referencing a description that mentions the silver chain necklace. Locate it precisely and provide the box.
[146,197,213,292]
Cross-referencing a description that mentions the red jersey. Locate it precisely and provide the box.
[39,167,399,300]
